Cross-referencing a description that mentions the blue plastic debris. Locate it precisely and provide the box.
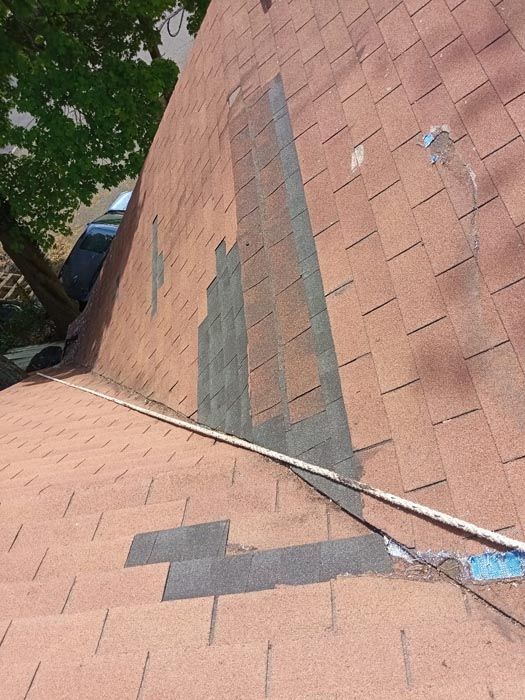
[467,551,525,581]
[423,132,435,148]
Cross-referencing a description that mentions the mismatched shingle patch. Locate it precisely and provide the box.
[197,74,362,521]
[197,242,252,440]
[126,520,390,600]
[125,519,390,600]
[75,0,525,563]
[165,552,253,600]
[150,217,164,318]
[125,520,229,567]
[163,533,390,600]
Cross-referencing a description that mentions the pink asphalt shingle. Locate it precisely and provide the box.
[2,0,525,694]
[0,372,523,697]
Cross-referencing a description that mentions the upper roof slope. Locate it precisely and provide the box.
[71,0,525,556]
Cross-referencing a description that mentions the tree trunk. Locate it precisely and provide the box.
[139,17,170,107]
[0,207,78,338]
[0,354,25,390]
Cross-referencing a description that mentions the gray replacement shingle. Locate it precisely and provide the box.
[285,172,308,220]
[298,439,335,467]
[292,210,316,262]
[320,535,391,579]
[279,542,322,586]
[287,411,329,456]
[247,548,283,591]
[210,553,254,596]
[254,415,287,453]
[225,399,242,434]
[148,520,229,565]
[126,521,230,568]
[125,531,158,568]
[163,553,255,601]
[163,557,215,600]
[279,141,300,178]
[246,542,322,592]
[310,309,334,356]
[300,252,320,279]
[303,270,327,317]
[158,535,391,600]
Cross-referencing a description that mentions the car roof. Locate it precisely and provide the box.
[107,190,132,212]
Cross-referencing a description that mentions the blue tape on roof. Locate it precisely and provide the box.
[468,551,525,581]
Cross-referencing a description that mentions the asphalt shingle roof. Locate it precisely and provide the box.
[2,0,525,695]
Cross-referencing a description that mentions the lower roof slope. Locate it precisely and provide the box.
[0,370,523,698]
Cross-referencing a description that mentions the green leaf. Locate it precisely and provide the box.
[0,0,190,248]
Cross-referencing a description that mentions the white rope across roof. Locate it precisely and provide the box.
[38,371,525,554]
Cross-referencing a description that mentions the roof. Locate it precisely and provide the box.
[0,370,524,698]
[74,0,525,558]
[2,0,525,695]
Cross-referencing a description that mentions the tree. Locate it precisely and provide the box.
[0,0,180,334]
[178,0,211,36]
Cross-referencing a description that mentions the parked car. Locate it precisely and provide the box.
[59,191,132,308]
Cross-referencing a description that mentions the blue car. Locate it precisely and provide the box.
[60,192,131,308]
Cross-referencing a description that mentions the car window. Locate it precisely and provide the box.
[79,229,114,254]
[92,212,123,226]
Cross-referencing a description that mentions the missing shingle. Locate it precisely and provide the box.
[423,126,453,165]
